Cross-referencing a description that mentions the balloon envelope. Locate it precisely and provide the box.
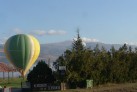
[4,34,40,76]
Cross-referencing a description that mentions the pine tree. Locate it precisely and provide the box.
[27,60,55,83]
[72,29,84,52]
[54,30,89,88]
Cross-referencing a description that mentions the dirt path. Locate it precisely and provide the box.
[92,83,137,92]
[65,83,137,92]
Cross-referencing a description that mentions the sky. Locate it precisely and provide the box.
[0,0,137,45]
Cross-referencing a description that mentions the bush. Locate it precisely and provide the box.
[27,60,56,83]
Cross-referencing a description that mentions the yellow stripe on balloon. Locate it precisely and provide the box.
[23,35,35,76]
[24,35,40,75]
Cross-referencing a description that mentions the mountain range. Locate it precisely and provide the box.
[0,41,137,64]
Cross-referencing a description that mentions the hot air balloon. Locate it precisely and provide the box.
[4,34,40,77]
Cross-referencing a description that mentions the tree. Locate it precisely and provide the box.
[72,30,84,52]
[119,44,128,52]
[27,60,55,83]
[54,31,137,87]
[54,30,90,88]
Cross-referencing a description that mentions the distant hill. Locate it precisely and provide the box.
[0,41,137,63]
[40,40,72,60]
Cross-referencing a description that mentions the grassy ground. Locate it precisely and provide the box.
[1,78,137,92]
[0,78,26,88]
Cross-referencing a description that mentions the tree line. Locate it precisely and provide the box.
[27,31,137,88]
[53,32,137,88]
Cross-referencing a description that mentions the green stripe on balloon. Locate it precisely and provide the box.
[5,34,32,70]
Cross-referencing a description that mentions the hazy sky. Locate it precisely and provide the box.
[0,0,137,45]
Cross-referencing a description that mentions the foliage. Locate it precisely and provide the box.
[54,31,137,88]
[27,60,55,83]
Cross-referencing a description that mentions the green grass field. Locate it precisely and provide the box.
[0,77,26,88]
